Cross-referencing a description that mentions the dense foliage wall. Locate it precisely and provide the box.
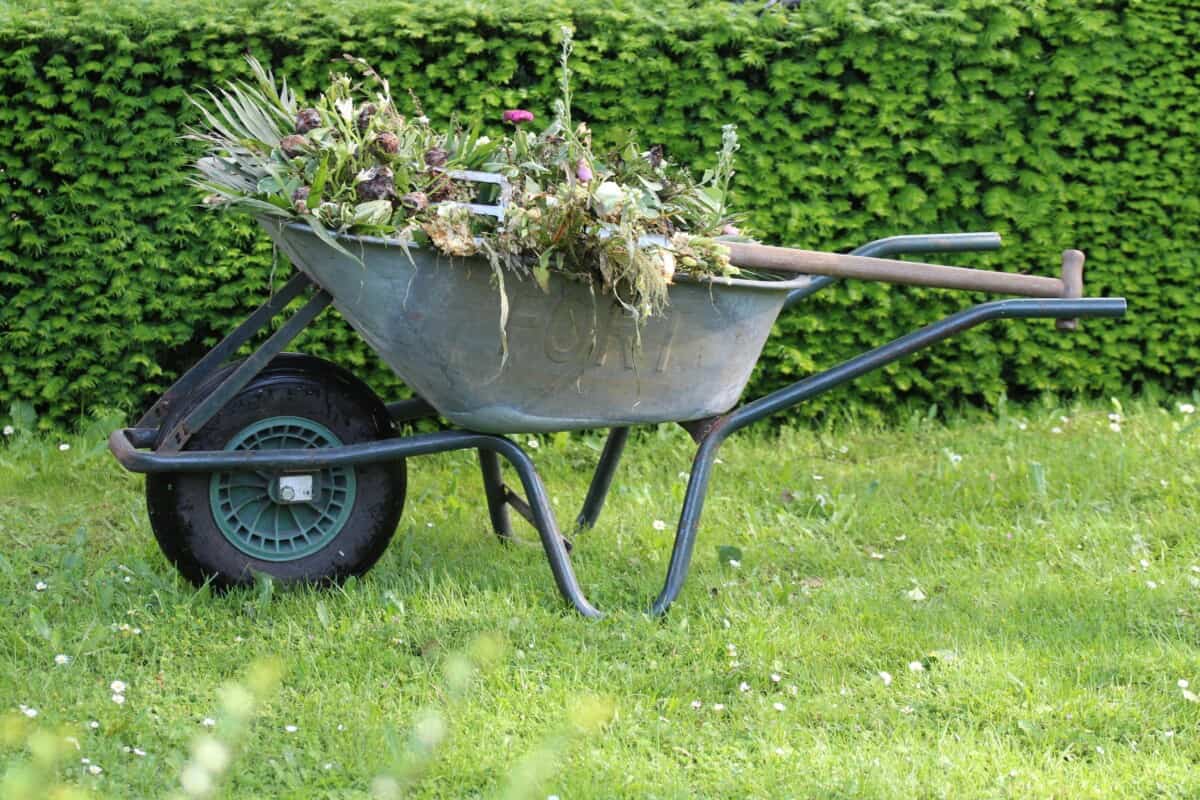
[1,0,1197,428]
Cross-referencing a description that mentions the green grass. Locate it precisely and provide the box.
[2,397,1199,798]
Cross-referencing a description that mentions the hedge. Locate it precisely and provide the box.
[1,0,1197,429]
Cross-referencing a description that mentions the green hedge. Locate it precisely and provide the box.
[2,0,1196,428]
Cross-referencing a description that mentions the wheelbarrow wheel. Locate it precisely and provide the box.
[145,353,406,589]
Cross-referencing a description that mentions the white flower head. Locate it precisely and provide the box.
[1179,403,1195,415]
[111,694,125,705]
[772,702,785,711]
[652,519,667,531]
[110,680,126,694]
[879,671,893,687]
[19,705,38,718]
[88,764,102,775]
[2,425,13,436]
[284,724,298,733]
[58,442,70,451]
[908,660,925,673]
[1179,679,1190,689]
[906,586,927,602]
[690,700,702,710]
[55,654,71,666]
[35,581,47,591]
[739,682,750,693]
[201,717,216,728]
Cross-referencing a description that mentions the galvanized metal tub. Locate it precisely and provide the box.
[265,221,815,434]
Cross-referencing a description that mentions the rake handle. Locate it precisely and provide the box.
[724,242,1085,304]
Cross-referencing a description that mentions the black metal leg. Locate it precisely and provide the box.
[650,431,727,616]
[575,427,630,532]
[478,449,513,541]
[486,438,603,619]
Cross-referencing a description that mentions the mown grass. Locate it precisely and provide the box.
[1,397,1199,798]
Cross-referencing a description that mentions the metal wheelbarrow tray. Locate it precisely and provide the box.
[110,226,1126,617]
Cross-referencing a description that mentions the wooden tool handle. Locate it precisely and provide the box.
[1055,249,1085,331]
[724,241,1066,299]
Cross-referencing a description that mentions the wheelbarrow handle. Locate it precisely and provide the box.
[725,241,1084,301]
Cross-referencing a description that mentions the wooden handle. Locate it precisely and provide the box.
[1055,249,1085,331]
[724,241,1065,298]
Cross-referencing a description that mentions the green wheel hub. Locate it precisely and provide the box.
[209,416,357,562]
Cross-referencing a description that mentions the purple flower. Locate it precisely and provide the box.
[576,159,593,182]
[502,109,534,124]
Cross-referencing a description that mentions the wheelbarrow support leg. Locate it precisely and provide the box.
[575,427,630,532]
[478,449,513,541]
[649,296,1127,616]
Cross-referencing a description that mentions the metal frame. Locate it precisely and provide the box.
[110,233,1126,618]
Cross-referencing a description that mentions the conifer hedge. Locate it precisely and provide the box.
[2,0,1196,427]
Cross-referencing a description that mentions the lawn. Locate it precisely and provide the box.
[1,397,1198,798]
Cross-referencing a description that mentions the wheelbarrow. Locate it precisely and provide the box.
[109,221,1126,617]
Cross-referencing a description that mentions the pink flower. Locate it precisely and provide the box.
[576,160,593,182]
[502,109,534,124]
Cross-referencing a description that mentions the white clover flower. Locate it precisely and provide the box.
[133,747,146,757]
[739,682,750,692]
[1108,412,1122,422]
[88,764,103,775]
[906,587,927,602]
[712,703,725,711]
[908,661,925,673]
[88,720,99,729]
[112,694,126,705]
[55,654,71,666]
[1146,580,1158,589]
[526,438,539,449]
[110,680,127,693]
[1051,427,1063,434]
[284,724,298,733]
[772,702,785,711]
[2,425,13,436]
[690,700,702,710]
[201,717,216,728]
[1109,422,1121,433]
[812,474,823,481]
[1184,689,1199,703]
[58,442,70,451]
[728,559,740,568]
[1017,422,1028,431]
[770,673,781,683]
[652,519,667,531]
[879,671,893,687]
[1179,679,1190,689]
[35,581,47,591]
[19,705,38,718]
[947,452,963,464]
[1180,403,1195,415]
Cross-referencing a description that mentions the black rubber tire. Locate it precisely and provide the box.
[146,353,406,589]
